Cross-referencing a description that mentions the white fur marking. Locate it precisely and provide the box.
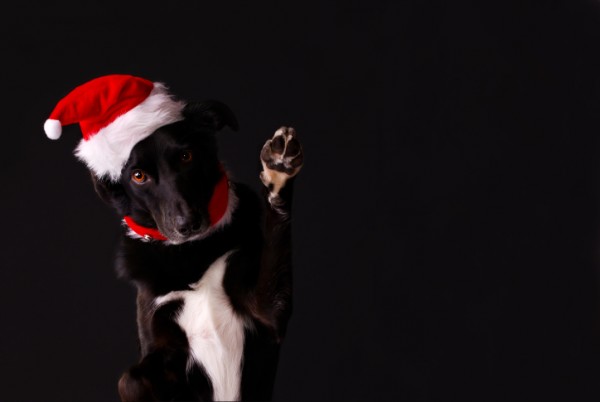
[155,251,245,401]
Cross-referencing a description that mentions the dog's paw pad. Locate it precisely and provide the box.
[260,127,303,198]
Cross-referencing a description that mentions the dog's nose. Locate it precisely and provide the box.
[175,216,202,236]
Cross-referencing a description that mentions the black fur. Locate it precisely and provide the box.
[91,102,298,401]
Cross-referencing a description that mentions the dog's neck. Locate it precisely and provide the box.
[123,171,230,242]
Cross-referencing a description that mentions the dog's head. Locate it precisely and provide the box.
[92,101,238,244]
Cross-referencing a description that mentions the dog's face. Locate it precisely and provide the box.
[92,101,238,244]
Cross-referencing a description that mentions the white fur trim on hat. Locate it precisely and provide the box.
[74,84,185,182]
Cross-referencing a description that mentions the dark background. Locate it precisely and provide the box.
[2,0,600,401]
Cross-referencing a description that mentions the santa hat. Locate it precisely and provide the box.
[44,74,185,181]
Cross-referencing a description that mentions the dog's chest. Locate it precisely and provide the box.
[155,251,245,401]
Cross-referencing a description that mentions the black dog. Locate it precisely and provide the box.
[90,101,303,401]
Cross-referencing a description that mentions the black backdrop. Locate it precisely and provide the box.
[2,1,600,401]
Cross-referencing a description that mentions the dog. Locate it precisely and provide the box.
[46,76,303,401]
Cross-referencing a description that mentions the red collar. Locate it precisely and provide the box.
[123,170,230,241]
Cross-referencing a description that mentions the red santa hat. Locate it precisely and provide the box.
[44,74,185,181]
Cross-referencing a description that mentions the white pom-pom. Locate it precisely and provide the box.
[44,119,62,140]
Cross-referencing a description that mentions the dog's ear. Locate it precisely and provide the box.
[183,101,239,132]
[90,173,130,216]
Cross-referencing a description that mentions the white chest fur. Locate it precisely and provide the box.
[154,251,245,401]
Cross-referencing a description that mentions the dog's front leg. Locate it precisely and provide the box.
[118,348,201,402]
[118,300,207,402]
[253,127,303,341]
[118,355,161,402]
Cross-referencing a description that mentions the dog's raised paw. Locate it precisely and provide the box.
[260,127,303,202]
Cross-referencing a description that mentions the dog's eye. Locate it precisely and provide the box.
[180,151,193,163]
[131,169,147,184]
